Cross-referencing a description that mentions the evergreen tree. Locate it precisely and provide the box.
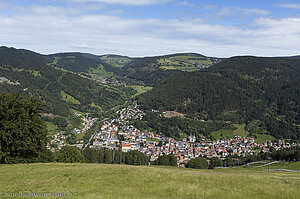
[82,148,98,163]
[104,149,113,164]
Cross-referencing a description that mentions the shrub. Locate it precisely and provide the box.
[152,154,177,166]
[57,146,84,163]
[186,157,208,169]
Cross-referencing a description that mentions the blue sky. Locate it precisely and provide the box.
[1,0,300,57]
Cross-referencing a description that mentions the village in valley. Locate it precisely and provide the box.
[47,114,98,152]
[48,102,298,166]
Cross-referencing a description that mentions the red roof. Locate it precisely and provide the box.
[122,144,131,147]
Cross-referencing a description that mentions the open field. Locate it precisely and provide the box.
[0,163,299,199]
[160,65,198,71]
[100,55,131,68]
[88,64,114,79]
[157,55,219,71]
[210,124,276,143]
[246,161,300,171]
[285,161,300,170]
[211,124,248,140]
[45,121,59,135]
[253,133,276,143]
[130,85,152,97]
[61,91,80,105]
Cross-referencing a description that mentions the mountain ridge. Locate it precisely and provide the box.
[1,46,300,141]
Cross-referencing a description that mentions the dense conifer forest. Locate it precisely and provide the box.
[137,56,300,140]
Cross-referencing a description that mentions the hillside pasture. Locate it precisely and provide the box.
[0,163,299,199]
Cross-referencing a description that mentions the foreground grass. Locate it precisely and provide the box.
[248,161,300,170]
[285,161,300,170]
[0,163,299,199]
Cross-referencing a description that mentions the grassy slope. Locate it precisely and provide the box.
[88,64,114,79]
[211,124,248,140]
[254,134,276,143]
[45,122,59,135]
[285,162,300,170]
[246,161,300,170]
[157,55,217,71]
[61,91,81,105]
[0,163,299,199]
[130,85,153,98]
[210,124,275,143]
[100,56,131,68]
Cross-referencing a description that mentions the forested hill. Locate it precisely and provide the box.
[120,53,221,85]
[2,46,299,140]
[49,52,220,86]
[0,47,49,68]
[49,52,122,74]
[137,56,300,140]
[0,47,134,131]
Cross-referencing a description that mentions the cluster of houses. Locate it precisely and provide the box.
[73,113,98,134]
[47,113,97,151]
[47,131,67,152]
[48,103,298,166]
[87,103,298,166]
[91,103,145,150]
[117,102,145,121]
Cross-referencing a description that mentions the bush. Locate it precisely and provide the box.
[186,157,208,169]
[57,146,84,163]
[152,154,177,166]
[38,149,55,163]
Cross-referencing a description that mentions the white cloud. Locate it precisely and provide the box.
[277,3,300,9]
[242,8,270,16]
[174,1,194,7]
[204,5,218,10]
[11,4,104,17]
[110,9,123,15]
[66,0,171,6]
[0,4,299,57]
[214,6,270,17]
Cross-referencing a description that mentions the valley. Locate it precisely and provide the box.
[1,1,300,198]
[0,46,300,166]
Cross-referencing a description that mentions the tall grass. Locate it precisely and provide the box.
[0,163,299,199]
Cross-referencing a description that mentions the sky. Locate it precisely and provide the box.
[0,0,300,57]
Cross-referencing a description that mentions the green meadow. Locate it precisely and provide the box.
[211,124,248,140]
[100,56,132,68]
[253,133,276,143]
[245,161,300,170]
[61,91,80,105]
[157,55,217,71]
[45,121,59,135]
[0,163,299,199]
[130,85,153,97]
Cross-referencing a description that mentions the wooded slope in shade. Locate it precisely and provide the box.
[137,56,300,140]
